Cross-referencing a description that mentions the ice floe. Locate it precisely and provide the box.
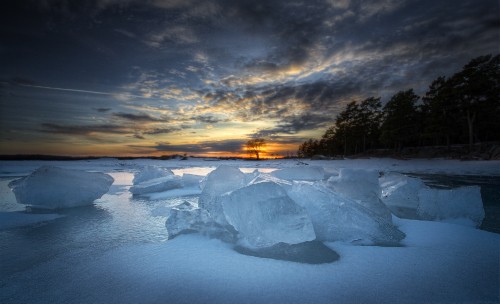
[8,166,113,209]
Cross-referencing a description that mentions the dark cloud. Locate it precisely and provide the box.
[193,115,227,124]
[228,0,331,67]
[201,79,360,125]
[143,127,182,135]
[113,112,163,122]
[10,77,37,86]
[154,139,246,153]
[133,133,145,140]
[254,113,333,138]
[94,107,111,113]
[41,123,129,135]
[41,119,183,139]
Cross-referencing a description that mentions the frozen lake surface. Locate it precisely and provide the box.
[0,158,499,303]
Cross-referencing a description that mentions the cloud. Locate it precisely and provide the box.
[145,26,198,47]
[41,123,129,135]
[112,112,163,122]
[94,108,111,113]
[193,115,227,124]
[41,120,181,139]
[154,139,246,153]
[10,77,37,86]
[326,0,351,10]
[150,0,194,9]
[143,127,182,135]
[357,0,407,21]
[114,28,137,38]
[253,113,333,138]
[199,79,360,124]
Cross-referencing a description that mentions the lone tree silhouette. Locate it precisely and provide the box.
[245,138,266,160]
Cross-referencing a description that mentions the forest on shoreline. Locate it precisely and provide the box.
[298,54,500,160]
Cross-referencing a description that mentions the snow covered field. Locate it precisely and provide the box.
[0,158,499,304]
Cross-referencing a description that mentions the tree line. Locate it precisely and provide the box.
[298,54,500,158]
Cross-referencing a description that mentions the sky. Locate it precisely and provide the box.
[0,0,499,157]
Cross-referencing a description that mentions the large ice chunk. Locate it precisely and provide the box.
[198,165,246,224]
[247,172,293,191]
[129,175,182,195]
[133,166,173,185]
[221,182,316,248]
[327,169,392,222]
[244,169,260,185]
[417,186,485,227]
[181,173,203,188]
[380,173,485,227]
[288,181,405,245]
[130,165,183,195]
[270,166,325,181]
[8,166,114,209]
[165,201,236,243]
[379,172,425,219]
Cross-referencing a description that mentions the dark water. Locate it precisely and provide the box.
[405,173,500,234]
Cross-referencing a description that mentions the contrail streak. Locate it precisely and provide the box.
[17,83,148,99]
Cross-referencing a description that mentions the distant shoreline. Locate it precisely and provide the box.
[1,142,499,161]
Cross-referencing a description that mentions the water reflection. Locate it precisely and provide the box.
[0,205,111,276]
[0,172,171,278]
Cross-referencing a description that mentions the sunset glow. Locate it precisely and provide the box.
[1,0,498,157]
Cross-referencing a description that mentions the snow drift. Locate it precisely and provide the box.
[270,165,325,181]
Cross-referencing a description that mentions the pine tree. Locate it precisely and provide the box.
[380,89,420,152]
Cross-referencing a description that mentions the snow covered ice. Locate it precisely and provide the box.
[8,166,113,209]
[270,165,325,181]
[221,181,316,248]
[0,212,63,230]
[0,158,499,304]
